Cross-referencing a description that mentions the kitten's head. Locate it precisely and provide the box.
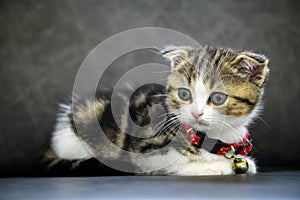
[162,45,269,136]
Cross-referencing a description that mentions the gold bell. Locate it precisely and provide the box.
[232,157,249,174]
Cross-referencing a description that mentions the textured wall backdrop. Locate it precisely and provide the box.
[0,0,299,176]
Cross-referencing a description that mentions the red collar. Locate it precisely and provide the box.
[182,124,252,156]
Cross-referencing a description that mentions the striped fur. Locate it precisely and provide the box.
[48,45,269,175]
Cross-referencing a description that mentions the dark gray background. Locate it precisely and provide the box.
[0,0,299,176]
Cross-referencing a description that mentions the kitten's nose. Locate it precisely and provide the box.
[192,111,204,120]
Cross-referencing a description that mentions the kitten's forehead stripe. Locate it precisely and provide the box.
[207,46,218,61]
[192,48,204,71]
[212,49,223,68]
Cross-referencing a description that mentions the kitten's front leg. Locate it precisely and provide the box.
[174,156,256,176]
[175,159,233,176]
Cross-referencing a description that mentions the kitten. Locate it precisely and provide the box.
[47,45,269,175]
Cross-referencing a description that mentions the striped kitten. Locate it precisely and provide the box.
[49,45,269,175]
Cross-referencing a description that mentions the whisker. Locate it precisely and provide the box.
[211,119,252,143]
[148,48,162,56]
[153,116,179,133]
[254,114,271,129]
[153,115,176,129]
[154,117,180,135]
[153,116,177,130]
[156,111,178,119]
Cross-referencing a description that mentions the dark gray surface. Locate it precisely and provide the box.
[0,0,300,176]
[0,172,300,199]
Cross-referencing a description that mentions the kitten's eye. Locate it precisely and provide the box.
[209,92,227,106]
[178,88,192,101]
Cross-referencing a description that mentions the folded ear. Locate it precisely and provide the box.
[161,45,190,70]
[231,51,270,88]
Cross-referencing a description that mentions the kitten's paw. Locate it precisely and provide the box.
[174,160,234,176]
[244,157,257,174]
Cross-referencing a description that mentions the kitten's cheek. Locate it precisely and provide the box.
[180,106,194,121]
[178,111,193,124]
